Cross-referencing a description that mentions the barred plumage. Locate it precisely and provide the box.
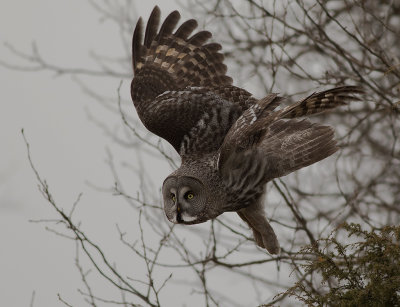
[281,86,363,118]
[131,6,363,254]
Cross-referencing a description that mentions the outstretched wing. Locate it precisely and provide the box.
[280,86,363,118]
[257,119,338,181]
[140,87,243,156]
[131,7,244,155]
[219,86,362,206]
[132,6,232,102]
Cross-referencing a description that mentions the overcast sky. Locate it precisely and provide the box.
[0,1,198,306]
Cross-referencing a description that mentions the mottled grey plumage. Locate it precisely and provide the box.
[131,6,363,254]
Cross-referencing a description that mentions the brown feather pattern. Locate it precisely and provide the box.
[144,6,160,48]
[132,17,143,71]
[174,19,198,39]
[130,7,364,254]
[131,5,232,105]
[281,86,363,118]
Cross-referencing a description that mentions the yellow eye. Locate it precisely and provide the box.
[171,193,176,202]
[186,192,194,200]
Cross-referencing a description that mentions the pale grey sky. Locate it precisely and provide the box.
[0,1,189,306]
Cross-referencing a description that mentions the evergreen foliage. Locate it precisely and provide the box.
[286,224,400,306]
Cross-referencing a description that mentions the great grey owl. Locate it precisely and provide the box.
[130,6,362,254]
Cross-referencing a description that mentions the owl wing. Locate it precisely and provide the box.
[131,6,245,155]
[219,86,362,207]
[280,86,363,118]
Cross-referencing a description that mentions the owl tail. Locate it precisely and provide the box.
[131,6,232,103]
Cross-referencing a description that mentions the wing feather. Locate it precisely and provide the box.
[131,6,232,105]
[220,119,338,207]
[132,8,363,164]
[156,10,180,41]
[131,7,240,156]
[281,86,363,118]
[139,88,242,155]
[144,6,160,48]
[132,17,143,72]
[174,19,198,39]
[187,31,212,46]
[219,86,363,203]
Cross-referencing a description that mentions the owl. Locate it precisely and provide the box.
[131,6,362,254]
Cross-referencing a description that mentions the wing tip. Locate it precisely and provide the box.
[157,9,181,40]
[144,6,161,48]
[174,19,198,39]
[132,17,144,72]
[132,6,232,96]
[151,5,161,18]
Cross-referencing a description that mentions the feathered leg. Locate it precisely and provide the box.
[237,194,280,254]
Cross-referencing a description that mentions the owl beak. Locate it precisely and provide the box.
[176,203,183,223]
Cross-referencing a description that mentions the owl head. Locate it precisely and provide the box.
[162,175,210,224]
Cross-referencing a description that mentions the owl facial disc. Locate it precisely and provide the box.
[162,176,207,225]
